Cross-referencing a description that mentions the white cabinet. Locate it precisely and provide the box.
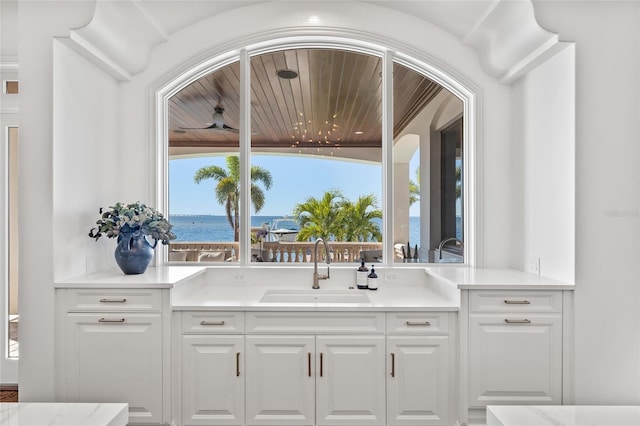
[469,313,562,406]
[180,311,246,426]
[182,335,244,425]
[386,313,451,426]
[244,312,386,426]
[245,335,315,425]
[467,290,563,410]
[245,334,386,426]
[316,335,386,425]
[58,288,167,425]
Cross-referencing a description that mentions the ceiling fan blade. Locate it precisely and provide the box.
[222,124,240,133]
[179,123,229,131]
[178,126,216,130]
[179,104,256,134]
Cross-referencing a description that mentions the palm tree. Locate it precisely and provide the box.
[340,194,382,242]
[293,190,344,241]
[409,167,420,206]
[294,190,381,242]
[194,156,272,241]
[409,166,462,204]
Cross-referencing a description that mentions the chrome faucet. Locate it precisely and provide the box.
[312,238,331,289]
[438,237,464,260]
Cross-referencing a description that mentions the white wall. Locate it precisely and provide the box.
[534,0,640,404]
[0,0,18,59]
[513,45,575,283]
[17,1,96,401]
[52,40,121,279]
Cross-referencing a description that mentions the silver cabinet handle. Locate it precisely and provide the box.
[200,320,225,326]
[504,319,531,324]
[504,300,530,304]
[405,321,431,326]
[99,298,127,303]
[98,318,125,323]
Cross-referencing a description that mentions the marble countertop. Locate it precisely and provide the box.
[487,405,640,426]
[54,266,206,288]
[425,266,574,290]
[172,274,460,311]
[0,403,128,426]
[53,265,573,310]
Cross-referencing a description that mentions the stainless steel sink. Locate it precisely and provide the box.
[260,289,371,304]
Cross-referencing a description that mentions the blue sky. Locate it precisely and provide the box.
[169,154,421,216]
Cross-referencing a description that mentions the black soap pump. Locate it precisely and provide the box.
[356,259,369,289]
[367,265,378,290]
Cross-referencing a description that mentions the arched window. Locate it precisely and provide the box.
[160,41,474,266]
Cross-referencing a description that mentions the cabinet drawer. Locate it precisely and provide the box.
[64,288,163,312]
[246,312,385,334]
[182,312,244,334]
[387,312,449,335]
[470,290,562,313]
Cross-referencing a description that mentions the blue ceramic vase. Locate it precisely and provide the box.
[114,232,157,275]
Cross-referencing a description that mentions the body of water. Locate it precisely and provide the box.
[170,215,462,247]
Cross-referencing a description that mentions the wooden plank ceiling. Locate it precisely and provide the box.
[169,49,442,152]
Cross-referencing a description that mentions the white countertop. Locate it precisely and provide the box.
[172,274,460,311]
[53,265,572,310]
[54,266,206,288]
[487,405,640,426]
[0,403,128,426]
[425,266,574,290]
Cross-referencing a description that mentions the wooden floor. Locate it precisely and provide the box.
[0,386,18,402]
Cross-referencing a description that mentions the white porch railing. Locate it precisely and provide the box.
[168,241,382,263]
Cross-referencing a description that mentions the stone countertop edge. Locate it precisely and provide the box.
[53,265,207,289]
[425,266,575,290]
[0,403,129,426]
[171,303,460,312]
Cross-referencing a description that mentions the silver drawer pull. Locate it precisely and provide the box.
[405,321,431,326]
[200,320,225,326]
[504,319,531,324]
[98,318,125,323]
[99,298,127,303]
[504,300,530,304]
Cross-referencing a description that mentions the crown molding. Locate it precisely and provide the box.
[61,0,561,84]
[463,0,561,83]
[66,0,167,80]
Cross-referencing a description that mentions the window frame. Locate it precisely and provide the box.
[156,36,478,268]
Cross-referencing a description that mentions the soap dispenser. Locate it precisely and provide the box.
[367,265,378,290]
[356,259,369,289]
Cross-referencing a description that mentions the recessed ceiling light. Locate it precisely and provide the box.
[355,131,364,135]
[277,69,299,79]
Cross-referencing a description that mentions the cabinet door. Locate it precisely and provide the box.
[63,313,162,424]
[387,336,449,426]
[469,314,562,406]
[246,335,315,425]
[182,335,244,425]
[316,335,386,426]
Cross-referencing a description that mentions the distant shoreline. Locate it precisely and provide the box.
[168,214,461,245]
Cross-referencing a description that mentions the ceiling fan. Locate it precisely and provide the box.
[179,105,239,133]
